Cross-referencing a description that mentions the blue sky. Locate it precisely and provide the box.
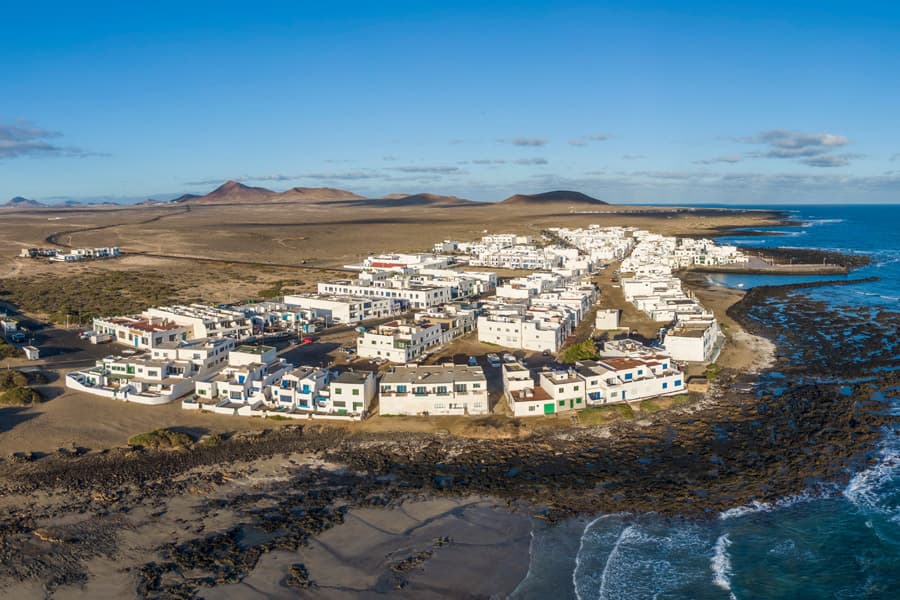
[2,1,899,204]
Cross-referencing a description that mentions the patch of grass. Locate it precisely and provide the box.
[705,364,721,380]
[669,394,693,407]
[127,428,193,450]
[0,339,18,359]
[0,370,30,391]
[576,404,634,425]
[637,399,665,413]
[0,386,40,406]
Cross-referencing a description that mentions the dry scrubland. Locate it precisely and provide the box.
[0,200,781,320]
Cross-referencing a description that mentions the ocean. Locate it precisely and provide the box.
[510,205,900,600]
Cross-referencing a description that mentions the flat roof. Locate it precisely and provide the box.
[235,345,275,354]
[510,387,552,402]
[381,365,485,385]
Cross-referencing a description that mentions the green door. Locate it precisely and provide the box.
[543,403,555,414]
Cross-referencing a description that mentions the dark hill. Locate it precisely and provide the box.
[499,190,608,205]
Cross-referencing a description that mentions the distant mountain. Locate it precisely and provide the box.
[277,186,365,201]
[2,196,45,208]
[183,181,364,204]
[168,193,201,204]
[499,190,608,205]
[193,180,278,203]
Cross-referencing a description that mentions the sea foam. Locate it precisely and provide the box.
[710,533,738,600]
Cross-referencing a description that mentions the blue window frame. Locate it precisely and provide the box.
[624,373,633,380]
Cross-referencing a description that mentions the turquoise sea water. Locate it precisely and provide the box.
[511,205,900,599]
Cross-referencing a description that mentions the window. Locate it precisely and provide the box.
[334,388,342,395]
[574,385,580,391]
[675,380,682,386]
[559,387,564,393]
[559,400,565,406]
[637,369,643,375]
[576,398,582,404]
[352,388,359,396]
[528,405,536,412]
[662,363,668,369]
[473,383,481,388]
[624,373,633,380]
[397,385,407,393]
[662,382,668,389]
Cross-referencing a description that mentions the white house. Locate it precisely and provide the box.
[318,278,453,309]
[282,293,399,324]
[663,320,722,362]
[329,370,376,416]
[268,367,375,416]
[477,314,566,353]
[194,345,293,409]
[143,304,252,340]
[595,309,621,330]
[576,356,685,405]
[378,364,488,416]
[357,320,444,363]
[92,316,190,349]
[538,369,586,413]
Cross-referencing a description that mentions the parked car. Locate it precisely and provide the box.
[502,353,516,363]
[9,332,26,343]
[301,337,314,344]
[542,349,552,357]
[487,353,501,367]
[467,355,478,366]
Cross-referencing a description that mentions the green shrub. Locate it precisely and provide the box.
[198,433,223,447]
[127,428,193,450]
[0,386,40,406]
[0,370,29,391]
[560,340,598,364]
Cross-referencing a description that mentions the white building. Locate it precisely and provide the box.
[143,304,252,340]
[282,293,399,324]
[329,370,377,416]
[663,320,722,362]
[378,364,488,416]
[477,313,566,353]
[194,345,293,409]
[357,320,444,363]
[92,316,190,350]
[595,309,620,330]
[318,279,453,309]
[576,356,686,405]
[269,367,375,416]
[67,337,235,404]
[538,369,586,413]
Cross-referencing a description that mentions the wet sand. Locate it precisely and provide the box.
[206,498,532,599]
